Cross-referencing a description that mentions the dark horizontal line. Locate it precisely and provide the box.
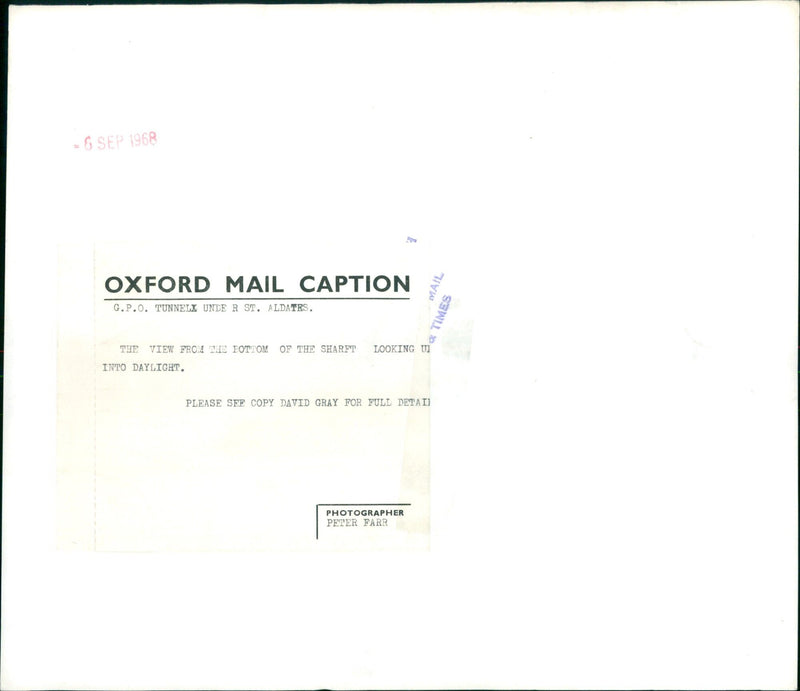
[103,297,410,301]
[316,503,412,507]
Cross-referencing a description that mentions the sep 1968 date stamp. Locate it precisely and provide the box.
[74,131,158,152]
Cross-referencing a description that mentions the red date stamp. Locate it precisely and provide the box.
[74,131,158,151]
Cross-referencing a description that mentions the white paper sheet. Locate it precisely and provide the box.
[3,3,798,689]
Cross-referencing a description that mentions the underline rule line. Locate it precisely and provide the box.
[103,297,410,301]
